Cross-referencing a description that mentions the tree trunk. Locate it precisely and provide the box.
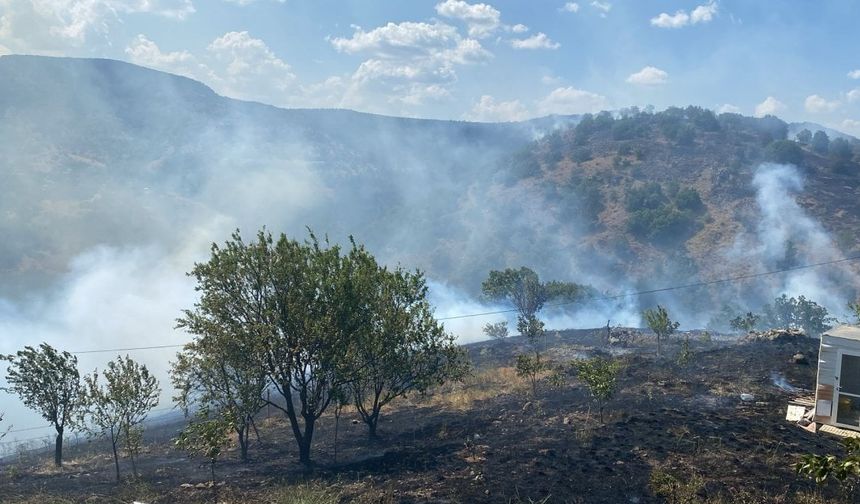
[333,412,339,464]
[238,427,249,462]
[299,418,315,466]
[54,431,63,467]
[367,415,378,441]
[298,436,312,466]
[111,438,121,482]
[130,452,138,478]
[657,333,662,357]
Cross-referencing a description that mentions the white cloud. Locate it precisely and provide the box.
[718,103,741,114]
[626,66,668,85]
[847,69,860,79]
[329,21,490,110]
[536,86,608,115]
[125,34,194,69]
[541,74,563,86]
[125,31,296,106]
[124,34,215,85]
[590,1,612,16]
[754,96,786,117]
[690,2,718,23]
[223,0,287,4]
[435,0,501,38]
[651,2,717,28]
[804,94,840,114]
[510,23,528,33]
[463,95,529,122]
[207,31,296,98]
[0,0,194,53]
[841,119,860,135]
[510,32,560,50]
[561,2,580,13]
[650,11,689,28]
[848,88,860,103]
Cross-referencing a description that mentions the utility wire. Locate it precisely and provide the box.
[45,254,860,354]
[71,343,186,355]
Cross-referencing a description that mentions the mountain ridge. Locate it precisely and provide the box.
[1,55,859,328]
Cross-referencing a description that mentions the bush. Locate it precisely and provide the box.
[796,437,860,486]
[627,205,699,243]
[571,146,593,163]
[766,140,804,165]
[762,294,835,336]
[674,187,704,212]
[625,182,667,211]
[516,353,546,397]
[574,356,621,423]
[830,138,855,162]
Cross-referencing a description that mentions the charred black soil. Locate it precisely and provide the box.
[0,330,847,503]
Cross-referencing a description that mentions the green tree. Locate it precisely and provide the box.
[173,314,268,462]
[575,357,622,423]
[643,305,680,357]
[796,129,812,144]
[766,140,803,165]
[3,343,82,466]
[348,264,469,439]
[849,300,860,324]
[830,137,855,162]
[515,353,546,397]
[729,312,761,333]
[182,229,391,465]
[483,321,509,343]
[81,355,160,480]
[176,409,232,482]
[812,130,830,154]
[483,267,588,397]
[762,294,834,336]
[481,267,586,343]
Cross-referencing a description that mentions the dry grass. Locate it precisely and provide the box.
[423,366,526,410]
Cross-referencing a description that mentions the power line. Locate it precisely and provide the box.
[72,343,185,355]
[3,406,178,435]
[39,253,860,355]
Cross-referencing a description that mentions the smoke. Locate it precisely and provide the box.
[726,163,859,319]
[5,58,860,443]
[0,243,199,441]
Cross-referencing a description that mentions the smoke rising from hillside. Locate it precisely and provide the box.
[2,58,860,441]
[726,163,859,320]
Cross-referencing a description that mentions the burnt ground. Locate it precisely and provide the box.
[0,329,851,503]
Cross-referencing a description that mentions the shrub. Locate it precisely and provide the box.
[574,356,621,423]
[516,353,546,397]
[766,140,804,165]
[796,437,860,486]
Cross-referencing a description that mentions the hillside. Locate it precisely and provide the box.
[1,55,859,328]
[0,331,849,503]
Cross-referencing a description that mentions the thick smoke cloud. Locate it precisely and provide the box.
[2,58,859,445]
[725,163,859,320]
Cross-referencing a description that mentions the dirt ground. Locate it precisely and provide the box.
[0,329,851,503]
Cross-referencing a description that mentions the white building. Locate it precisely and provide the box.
[814,325,860,431]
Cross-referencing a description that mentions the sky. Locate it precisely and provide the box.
[0,0,859,131]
